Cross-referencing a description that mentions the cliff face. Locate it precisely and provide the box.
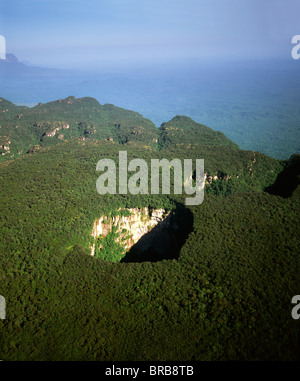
[90,208,170,257]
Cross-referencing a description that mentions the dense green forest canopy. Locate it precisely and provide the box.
[0,96,299,361]
[0,96,241,161]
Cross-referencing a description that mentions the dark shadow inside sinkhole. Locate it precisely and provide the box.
[120,204,193,263]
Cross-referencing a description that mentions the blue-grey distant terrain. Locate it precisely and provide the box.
[1,55,299,159]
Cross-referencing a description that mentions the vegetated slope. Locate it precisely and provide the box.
[0,97,299,361]
[158,115,239,150]
[0,96,241,162]
[0,96,158,160]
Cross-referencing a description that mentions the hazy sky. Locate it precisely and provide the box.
[0,0,299,68]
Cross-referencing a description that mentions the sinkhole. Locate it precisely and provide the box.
[90,204,193,263]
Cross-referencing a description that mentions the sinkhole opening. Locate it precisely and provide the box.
[91,204,193,263]
[122,205,193,263]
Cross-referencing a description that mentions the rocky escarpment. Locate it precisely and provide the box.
[204,172,231,184]
[38,121,70,139]
[90,205,194,263]
[0,136,10,155]
[90,208,171,258]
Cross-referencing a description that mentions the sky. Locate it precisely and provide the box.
[0,0,299,68]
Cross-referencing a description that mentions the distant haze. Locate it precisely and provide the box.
[1,0,300,69]
[0,0,299,160]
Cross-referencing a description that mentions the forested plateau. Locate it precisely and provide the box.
[0,96,299,360]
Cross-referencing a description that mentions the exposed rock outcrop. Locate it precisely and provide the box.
[0,137,11,155]
[90,208,170,257]
[38,121,70,139]
[204,172,231,184]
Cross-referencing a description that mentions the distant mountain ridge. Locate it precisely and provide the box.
[1,58,299,160]
[158,115,239,150]
[0,95,240,161]
[4,53,19,62]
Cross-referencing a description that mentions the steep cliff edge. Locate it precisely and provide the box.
[91,208,171,260]
[90,206,193,263]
